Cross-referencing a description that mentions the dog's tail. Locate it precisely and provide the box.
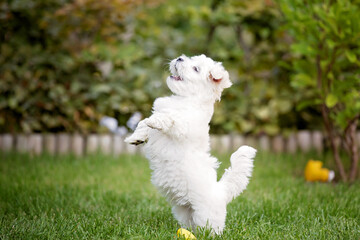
[219,145,256,204]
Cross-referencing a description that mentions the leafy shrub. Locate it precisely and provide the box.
[0,0,323,135]
[279,0,360,181]
[0,0,163,133]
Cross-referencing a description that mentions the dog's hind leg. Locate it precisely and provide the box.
[172,205,194,229]
[190,191,227,234]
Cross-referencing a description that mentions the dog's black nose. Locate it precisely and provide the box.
[177,57,184,62]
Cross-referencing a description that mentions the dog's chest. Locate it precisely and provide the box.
[154,97,213,125]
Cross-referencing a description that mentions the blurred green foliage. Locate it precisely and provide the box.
[1,0,356,135]
[279,0,360,181]
[0,0,162,133]
[132,0,314,135]
[279,0,360,131]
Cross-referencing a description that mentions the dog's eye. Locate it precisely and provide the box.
[193,66,200,73]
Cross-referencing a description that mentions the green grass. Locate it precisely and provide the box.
[0,151,359,239]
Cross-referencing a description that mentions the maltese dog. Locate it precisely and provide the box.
[125,54,256,234]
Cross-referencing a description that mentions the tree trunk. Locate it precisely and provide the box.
[332,138,348,182]
[346,118,359,182]
[321,104,348,181]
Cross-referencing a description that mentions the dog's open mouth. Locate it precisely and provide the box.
[170,75,183,81]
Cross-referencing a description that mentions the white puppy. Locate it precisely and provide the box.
[125,54,256,234]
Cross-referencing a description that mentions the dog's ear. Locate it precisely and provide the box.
[209,63,232,88]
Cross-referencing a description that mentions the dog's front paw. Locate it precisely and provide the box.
[124,121,149,145]
[124,134,146,145]
[144,117,162,130]
[145,114,174,132]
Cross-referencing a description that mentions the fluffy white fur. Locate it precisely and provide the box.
[125,54,256,234]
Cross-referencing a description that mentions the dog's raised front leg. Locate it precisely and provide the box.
[144,113,186,139]
[124,120,150,145]
[144,113,174,132]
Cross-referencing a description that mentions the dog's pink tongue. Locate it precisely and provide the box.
[171,76,182,81]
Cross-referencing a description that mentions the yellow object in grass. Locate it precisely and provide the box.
[177,228,196,240]
[304,160,335,182]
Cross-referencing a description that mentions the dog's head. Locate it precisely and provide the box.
[167,54,232,101]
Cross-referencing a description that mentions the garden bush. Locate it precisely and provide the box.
[279,0,360,182]
[0,0,163,133]
[1,0,354,136]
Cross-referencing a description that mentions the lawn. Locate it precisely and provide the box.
[0,150,359,239]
